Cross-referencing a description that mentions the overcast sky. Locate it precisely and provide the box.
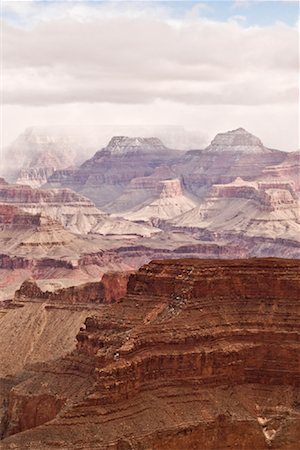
[1,0,299,150]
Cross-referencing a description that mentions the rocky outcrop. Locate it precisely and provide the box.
[102,136,168,155]
[101,271,132,303]
[206,127,268,153]
[210,178,298,210]
[261,150,300,194]
[0,205,41,226]
[15,272,130,304]
[0,182,95,206]
[0,272,130,383]
[47,136,182,207]
[0,182,158,236]
[172,129,287,197]
[122,178,198,222]
[1,258,299,449]
[171,177,300,247]
[157,178,183,198]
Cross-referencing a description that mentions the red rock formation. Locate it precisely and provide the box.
[0,183,93,205]
[101,271,132,303]
[15,272,130,304]
[157,178,183,198]
[0,204,43,227]
[1,258,299,449]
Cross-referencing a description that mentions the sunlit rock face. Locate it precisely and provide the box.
[1,258,299,449]
[122,178,198,221]
[103,136,168,155]
[206,127,267,153]
[47,136,183,207]
[0,181,158,236]
[171,129,287,198]
[262,150,300,193]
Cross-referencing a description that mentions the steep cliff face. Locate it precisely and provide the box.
[262,150,300,194]
[123,179,198,222]
[173,128,287,197]
[171,177,300,245]
[0,183,105,234]
[0,182,158,236]
[0,205,41,226]
[48,136,182,207]
[1,258,299,449]
[206,127,268,153]
[0,272,130,380]
[15,272,130,305]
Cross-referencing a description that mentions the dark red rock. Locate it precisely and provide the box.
[1,258,299,449]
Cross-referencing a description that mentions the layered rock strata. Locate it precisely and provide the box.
[172,128,288,197]
[0,182,158,236]
[48,136,182,207]
[262,151,300,193]
[123,179,198,222]
[0,272,130,379]
[0,200,251,300]
[15,272,130,304]
[1,258,299,449]
[171,177,300,245]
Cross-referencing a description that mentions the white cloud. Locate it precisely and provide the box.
[2,17,298,105]
[1,1,299,149]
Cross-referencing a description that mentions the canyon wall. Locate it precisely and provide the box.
[1,258,299,449]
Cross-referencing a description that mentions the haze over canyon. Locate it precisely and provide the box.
[1,0,299,448]
[0,119,299,449]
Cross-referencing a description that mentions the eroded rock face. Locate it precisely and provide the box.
[122,178,198,222]
[0,205,41,226]
[1,258,299,449]
[170,177,300,247]
[15,272,130,305]
[157,178,183,198]
[206,127,266,153]
[104,136,168,155]
[172,130,288,197]
[262,151,300,194]
[0,272,130,383]
[48,136,182,207]
[0,182,159,236]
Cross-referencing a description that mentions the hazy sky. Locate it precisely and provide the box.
[1,0,299,150]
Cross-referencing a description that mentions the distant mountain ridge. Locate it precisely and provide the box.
[205,127,269,153]
[103,136,169,155]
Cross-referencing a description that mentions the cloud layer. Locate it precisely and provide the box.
[1,1,299,150]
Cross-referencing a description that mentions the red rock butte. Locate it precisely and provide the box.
[1,257,299,449]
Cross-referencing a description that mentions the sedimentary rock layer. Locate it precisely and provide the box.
[0,272,130,378]
[1,258,299,449]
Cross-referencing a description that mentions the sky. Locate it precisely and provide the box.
[1,0,299,150]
